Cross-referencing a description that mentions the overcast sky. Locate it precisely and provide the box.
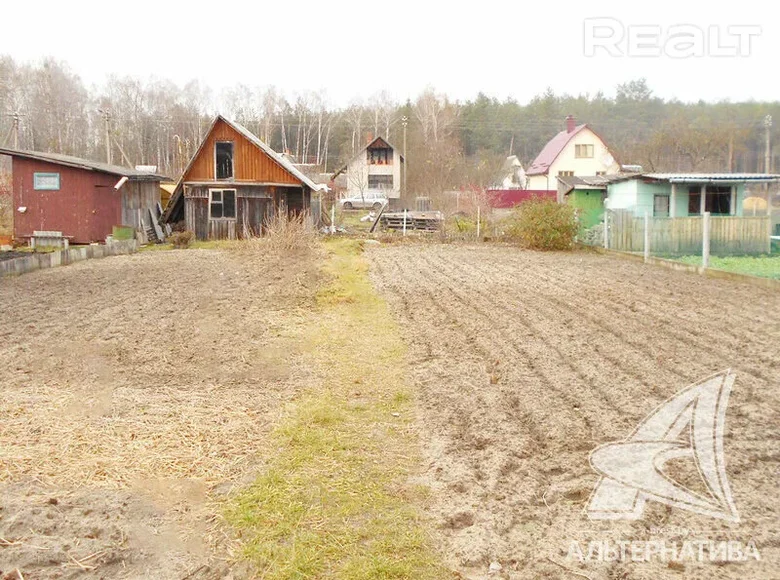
[2,0,777,107]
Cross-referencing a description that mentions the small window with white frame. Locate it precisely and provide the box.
[575,144,594,158]
[33,172,60,190]
[210,189,236,219]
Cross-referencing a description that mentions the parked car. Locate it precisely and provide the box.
[339,191,388,210]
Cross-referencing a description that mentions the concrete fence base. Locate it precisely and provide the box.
[0,240,138,278]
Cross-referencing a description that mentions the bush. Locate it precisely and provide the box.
[168,230,194,249]
[262,211,315,252]
[502,198,578,251]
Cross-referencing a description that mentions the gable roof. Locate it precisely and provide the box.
[332,136,405,179]
[161,115,322,223]
[526,124,589,176]
[0,147,167,180]
[221,116,321,191]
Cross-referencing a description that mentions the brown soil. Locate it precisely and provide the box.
[0,247,320,579]
[368,243,780,580]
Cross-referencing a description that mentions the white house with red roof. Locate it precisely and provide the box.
[525,116,620,191]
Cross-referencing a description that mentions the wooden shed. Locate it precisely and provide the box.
[161,115,321,240]
[0,147,165,244]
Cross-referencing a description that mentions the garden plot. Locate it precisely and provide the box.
[368,244,780,580]
[0,247,320,579]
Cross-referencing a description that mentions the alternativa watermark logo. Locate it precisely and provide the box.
[565,371,759,565]
[587,370,739,522]
[584,18,761,58]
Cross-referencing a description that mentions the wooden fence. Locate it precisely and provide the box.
[607,211,770,255]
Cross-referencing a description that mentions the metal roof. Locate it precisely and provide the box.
[526,124,588,175]
[0,147,167,180]
[644,173,780,183]
[557,173,636,190]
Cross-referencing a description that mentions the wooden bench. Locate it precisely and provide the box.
[28,231,72,249]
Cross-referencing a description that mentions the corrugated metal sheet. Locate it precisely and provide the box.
[645,173,780,183]
[0,147,167,180]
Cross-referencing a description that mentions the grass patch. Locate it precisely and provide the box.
[674,254,780,280]
[138,239,239,252]
[225,237,447,579]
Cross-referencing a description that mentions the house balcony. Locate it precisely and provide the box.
[367,165,393,176]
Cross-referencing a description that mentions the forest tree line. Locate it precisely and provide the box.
[1,56,779,195]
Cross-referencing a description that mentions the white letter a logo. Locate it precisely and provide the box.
[587,370,739,522]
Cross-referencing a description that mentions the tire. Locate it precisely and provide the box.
[372,202,383,211]
[342,202,353,210]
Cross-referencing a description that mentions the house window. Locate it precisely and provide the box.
[575,144,594,158]
[367,148,392,165]
[654,194,670,217]
[688,186,731,215]
[706,186,731,214]
[558,170,574,177]
[210,189,236,219]
[595,171,606,176]
[215,142,234,180]
[33,172,60,190]
[368,175,393,189]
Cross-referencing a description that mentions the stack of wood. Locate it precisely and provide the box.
[380,211,443,232]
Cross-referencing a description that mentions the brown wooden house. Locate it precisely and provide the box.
[161,115,321,239]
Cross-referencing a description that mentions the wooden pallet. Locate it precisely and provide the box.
[380,211,443,232]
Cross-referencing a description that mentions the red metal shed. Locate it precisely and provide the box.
[0,148,165,244]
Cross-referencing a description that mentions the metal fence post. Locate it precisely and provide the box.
[403,208,407,236]
[603,212,609,249]
[702,211,711,269]
[644,211,650,262]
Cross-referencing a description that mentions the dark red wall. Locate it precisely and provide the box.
[486,189,557,209]
[13,158,123,243]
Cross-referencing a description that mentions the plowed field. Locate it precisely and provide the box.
[368,244,779,580]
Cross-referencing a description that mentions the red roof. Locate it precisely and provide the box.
[486,189,557,209]
[526,124,588,176]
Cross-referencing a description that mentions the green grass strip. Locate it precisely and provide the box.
[225,238,447,579]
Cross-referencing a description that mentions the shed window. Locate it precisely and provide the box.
[688,186,731,215]
[210,189,236,219]
[33,172,60,190]
[216,142,234,180]
[654,194,670,217]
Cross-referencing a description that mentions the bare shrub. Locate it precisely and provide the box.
[501,198,578,251]
[260,211,315,253]
[168,230,194,249]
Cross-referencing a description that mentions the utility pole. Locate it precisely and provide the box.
[402,115,408,198]
[12,112,19,149]
[100,109,112,165]
[764,115,773,218]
